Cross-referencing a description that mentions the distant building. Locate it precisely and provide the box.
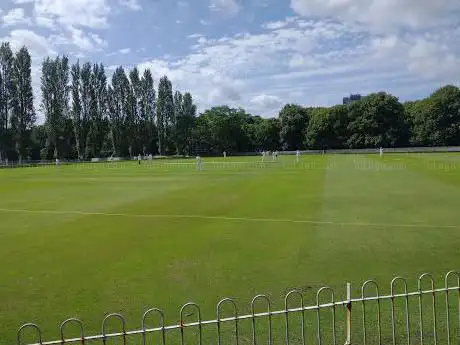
[343,94,362,105]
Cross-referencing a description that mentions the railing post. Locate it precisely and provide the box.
[345,282,352,345]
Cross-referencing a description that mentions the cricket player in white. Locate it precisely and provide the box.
[379,147,383,157]
[138,154,141,165]
[223,151,227,159]
[261,150,265,162]
[296,150,300,163]
[196,155,203,170]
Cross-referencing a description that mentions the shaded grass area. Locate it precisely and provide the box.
[1,154,459,344]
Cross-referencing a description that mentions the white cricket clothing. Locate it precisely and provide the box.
[196,156,203,170]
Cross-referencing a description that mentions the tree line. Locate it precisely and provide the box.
[1,41,459,161]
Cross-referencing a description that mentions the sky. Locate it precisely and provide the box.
[0,0,460,119]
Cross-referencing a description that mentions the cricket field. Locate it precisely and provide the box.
[1,153,459,344]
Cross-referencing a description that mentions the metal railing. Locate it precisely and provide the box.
[17,270,459,345]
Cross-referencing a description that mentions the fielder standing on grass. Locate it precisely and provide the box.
[296,150,300,163]
[138,154,141,165]
[223,151,227,159]
[379,147,383,157]
[196,155,203,171]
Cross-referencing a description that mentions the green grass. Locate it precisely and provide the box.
[1,154,459,345]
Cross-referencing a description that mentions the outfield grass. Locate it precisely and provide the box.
[1,154,459,345]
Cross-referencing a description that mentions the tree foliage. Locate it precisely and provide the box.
[0,42,14,159]
[1,39,460,162]
[279,104,310,150]
[10,47,35,162]
[41,55,70,159]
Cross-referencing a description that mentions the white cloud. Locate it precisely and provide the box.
[60,26,107,52]
[67,26,95,51]
[35,15,56,29]
[2,8,32,27]
[250,94,283,109]
[90,33,107,47]
[119,47,131,54]
[369,33,460,82]
[136,20,354,113]
[208,85,241,102]
[119,0,141,11]
[407,39,460,80]
[262,21,288,30]
[261,18,297,30]
[135,12,460,115]
[209,0,241,15]
[288,54,320,69]
[1,29,55,57]
[32,0,110,29]
[290,0,460,32]
[187,33,203,39]
[47,32,70,46]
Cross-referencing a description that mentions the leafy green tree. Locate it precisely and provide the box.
[78,62,92,157]
[346,92,407,148]
[29,124,47,160]
[305,106,348,149]
[0,42,14,160]
[408,85,460,146]
[191,106,253,155]
[5,38,460,159]
[254,118,280,151]
[41,55,70,159]
[173,90,197,154]
[278,104,309,150]
[156,76,174,154]
[139,69,156,154]
[173,90,183,154]
[180,92,196,154]
[190,114,213,155]
[70,61,84,159]
[108,66,131,156]
[10,47,36,162]
[87,63,108,157]
[305,107,331,149]
[129,67,142,154]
